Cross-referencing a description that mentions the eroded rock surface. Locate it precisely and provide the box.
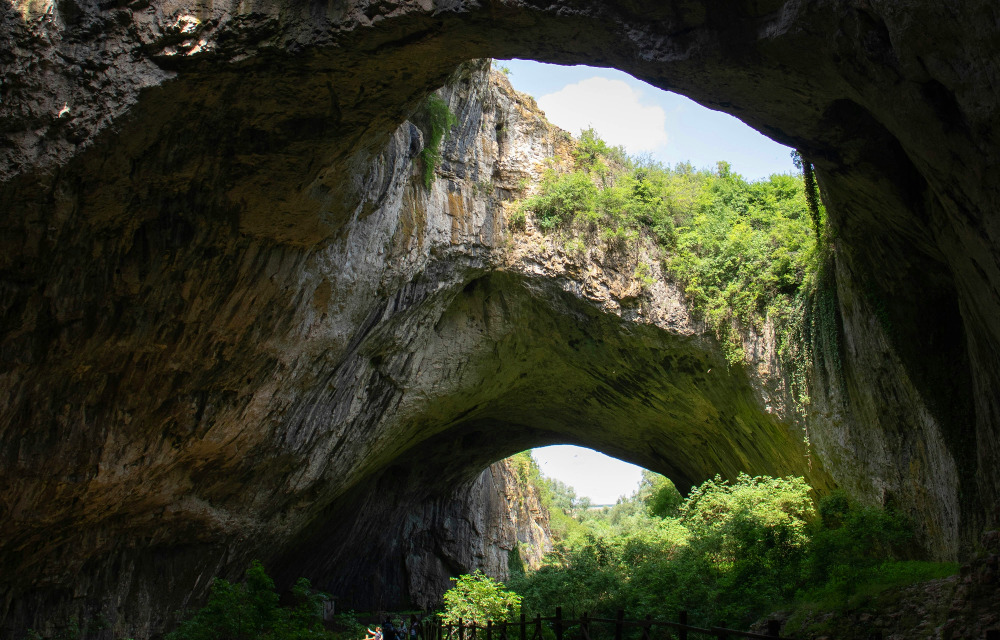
[2,0,998,637]
[308,455,551,614]
[0,59,827,637]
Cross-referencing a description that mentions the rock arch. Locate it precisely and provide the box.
[1,1,998,636]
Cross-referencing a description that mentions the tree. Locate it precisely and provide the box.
[638,471,683,518]
[441,571,522,625]
[166,561,335,640]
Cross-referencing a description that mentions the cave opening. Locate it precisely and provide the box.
[2,2,997,637]
[494,59,798,182]
[531,444,645,507]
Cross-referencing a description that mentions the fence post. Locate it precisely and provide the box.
[488,620,493,640]
[580,612,590,640]
[678,611,688,640]
[715,621,727,640]
[641,614,651,640]
[459,619,465,640]
[520,613,527,640]
[534,614,542,640]
[614,609,624,640]
[767,620,781,637]
[555,607,563,640]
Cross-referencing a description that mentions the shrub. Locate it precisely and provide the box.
[420,95,459,189]
[639,471,682,518]
[510,473,818,627]
[678,473,816,547]
[507,202,527,230]
[573,127,626,175]
[506,463,950,631]
[166,561,334,640]
[523,170,597,229]
[802,491,915,594]
[442,571,522,625]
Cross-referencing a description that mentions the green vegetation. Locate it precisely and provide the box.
[420,95,459,189]
[166,560,347,640]
[491,454,957,632]
[492,60,512,76]
[441,571,522,625]
[516,129,826,393]
[509,451,592,542]
[791,150,823,239]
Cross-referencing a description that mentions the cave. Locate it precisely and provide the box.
[2,0,998,637]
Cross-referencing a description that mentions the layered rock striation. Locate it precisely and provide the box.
[2,0,998,637]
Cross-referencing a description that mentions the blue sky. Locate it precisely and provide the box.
[499,59,796,181]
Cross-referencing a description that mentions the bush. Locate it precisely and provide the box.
[802,491,915,595]
[639,471,682,518]
[507,203,527,230]
[573,127,625,175]
[442,571,522,625]
[166,561,335,640]
[524,170,597,229]
[510,473,817,627]
[420,95,459,189]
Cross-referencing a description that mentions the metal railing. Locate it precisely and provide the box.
[411,607,792,640]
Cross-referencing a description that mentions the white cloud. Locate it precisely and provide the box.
[537,77,668,153]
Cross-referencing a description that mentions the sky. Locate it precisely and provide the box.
[531,445,644,505]
[500,60,795,502]
[499,59,796,181]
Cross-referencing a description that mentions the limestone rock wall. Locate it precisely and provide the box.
[346,456,552,613]
[0,59,826,638]
[2,0,999,637]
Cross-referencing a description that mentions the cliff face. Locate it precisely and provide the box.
[2,0,999,637]
[268,65,835,619]
[0,59,830,637]
[380,456,552,612]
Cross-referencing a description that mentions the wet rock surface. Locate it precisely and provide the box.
[2,0,999,637]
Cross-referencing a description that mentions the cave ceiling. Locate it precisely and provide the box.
[1,0,998,635]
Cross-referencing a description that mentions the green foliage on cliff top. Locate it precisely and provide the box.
[516,130,827,394]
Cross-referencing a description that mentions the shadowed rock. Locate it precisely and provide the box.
[1,1,998,637]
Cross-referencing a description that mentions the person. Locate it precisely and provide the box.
[367,627,383,640]
[383,618,397,640]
